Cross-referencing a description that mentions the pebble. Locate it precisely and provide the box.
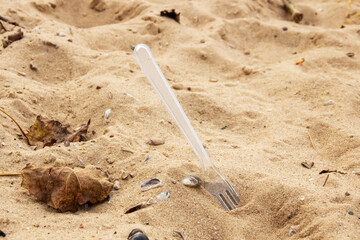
[156,191,170,200]
[104,109,111,124]
[208,78,218,83]
[147,138,165,146]
[172,83,184,90]
[242,66,253,75]
[113,180,120,190]
[200,39,205,43]
[1,142,5,146]
[345,192,350,196]
[182,175,202,188]
[56,32,66,37]
[324,100,334,106]
[349,211,354,215]
[289,226,297,236]
[346,52,355,58]
[128,229,149,240]
[0,230,5,237]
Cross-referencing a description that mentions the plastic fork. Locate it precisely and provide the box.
[133,44,240,211]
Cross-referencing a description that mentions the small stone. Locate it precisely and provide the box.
[147,138,165,146]
[128,229,149,240]
[289,226,297,236]
[348,211,354,215]
[282,27,288,31]
[182,175,202,188]
[301,161,314,169]
[30,63,38,71]
[113,181,120,190]
[244,51,250,55]
[208,78,218,83]
[345,192,350,196]
[346,52,355,58]
[172,83,184,90]
[156,191,170,200]
[121,170,129,180]
[324,100,334,106]
[1,142,6,146]
[79,224,84,229]
[242,66,253,75]
[104,109,111,124]
[200,39,205,43]
[0,230,6,237]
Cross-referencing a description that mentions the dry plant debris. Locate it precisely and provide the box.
[0,108,90,148]
[160,9,180,23]
[345,0,360,24]
[2,29,23,48]
[21,165,113,212]
[295,58,305,66]
[283,0,303,23]
[26,116,90,148]
[319,169,346,175]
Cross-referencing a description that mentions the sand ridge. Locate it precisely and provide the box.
[1,0,360,239]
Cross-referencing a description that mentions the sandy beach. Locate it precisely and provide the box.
[1,0,360,239]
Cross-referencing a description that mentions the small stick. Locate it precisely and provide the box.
[345,0,352,19]
[308,132,316,150]
[0,16,22,27]
[0,173,21,176]
[323,174,329,187]
[0,108,30,145]
[283,0,303,23]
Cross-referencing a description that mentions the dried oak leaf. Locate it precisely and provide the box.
[21,165,113,212]
[26,116,90,148]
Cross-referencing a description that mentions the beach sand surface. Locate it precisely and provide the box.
[1,0,360,239]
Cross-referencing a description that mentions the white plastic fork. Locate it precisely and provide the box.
[134,44,240,211]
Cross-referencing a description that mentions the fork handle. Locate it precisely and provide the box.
[134,44,213,172]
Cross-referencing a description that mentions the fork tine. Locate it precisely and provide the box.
[216,194,230,212]
[223,191,236,210]
[226,188,240,205]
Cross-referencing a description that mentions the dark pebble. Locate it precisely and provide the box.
[282,27,288,31]
[346,52,355,58]
[349,211,354,215]
[128,229,149,240]
[0,230,6,237]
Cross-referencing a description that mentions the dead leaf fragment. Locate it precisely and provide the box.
[301,161,314,169]
[21,165,113,212]
[26,116,90,148]
[26,116,69,147]
[160,9,180,23]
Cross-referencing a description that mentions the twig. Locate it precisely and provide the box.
[323,174,329,187]
[283,0,303,23]
[308,132,316,150]
[345,0,352,19]
[0,16,22,27]
[0,173,21,176]
[0,108,30,145]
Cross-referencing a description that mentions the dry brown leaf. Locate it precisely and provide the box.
[21,165,113,212]
[26,116,90,148]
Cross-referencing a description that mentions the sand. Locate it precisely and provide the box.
[1,0,360,239]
